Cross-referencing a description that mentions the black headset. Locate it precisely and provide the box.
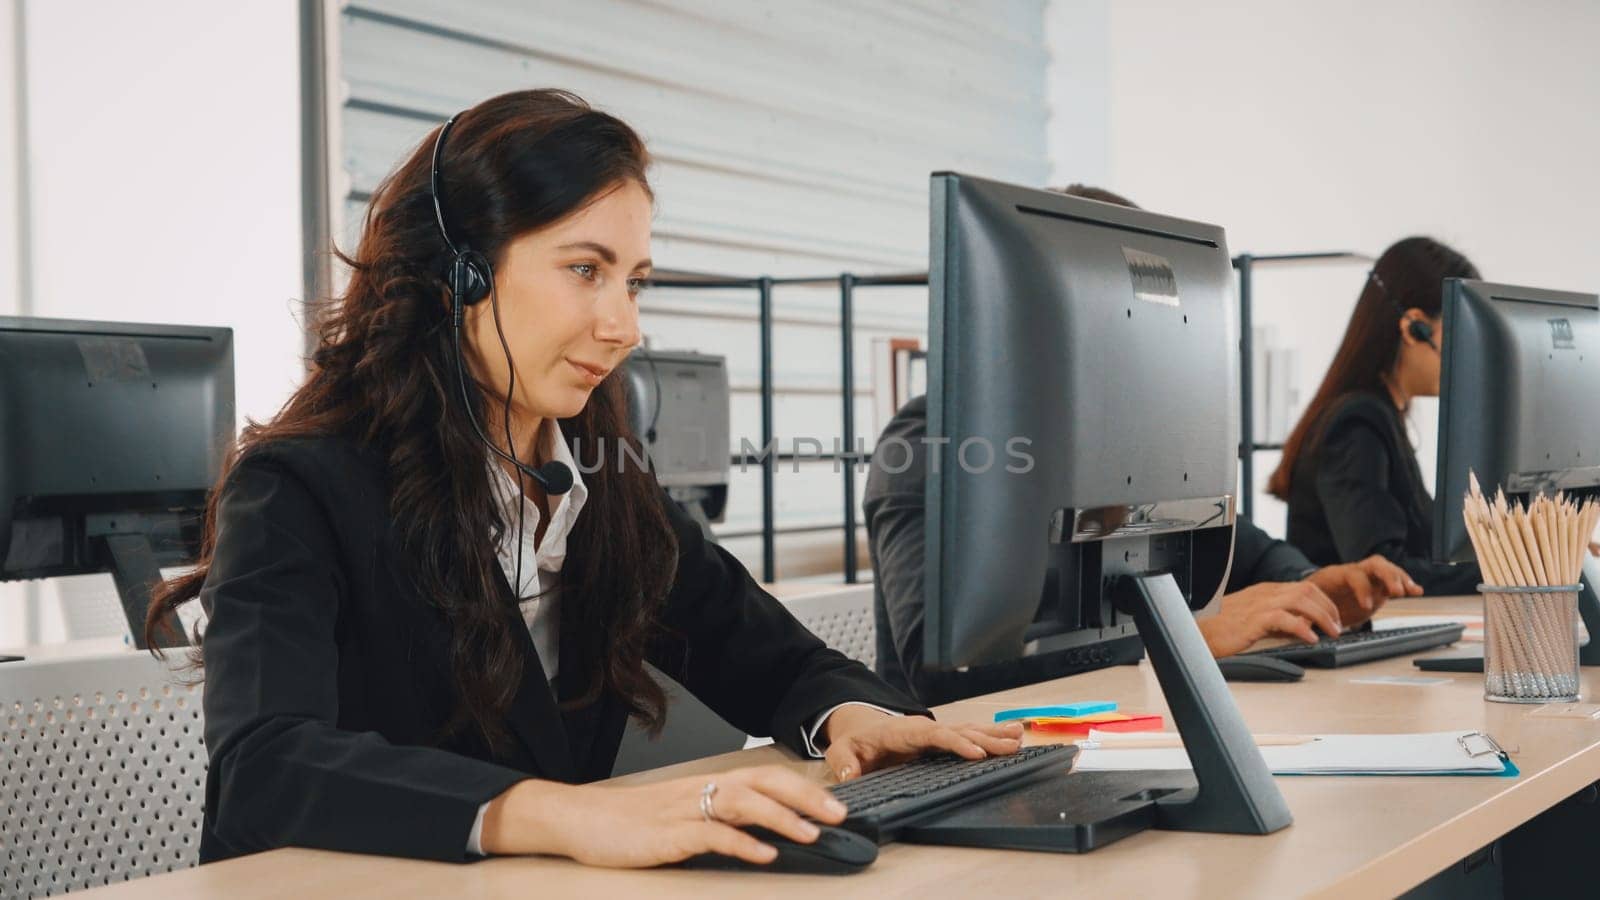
[1369,269,1438,352]
[431,112,574,497]
[429,118,492,310]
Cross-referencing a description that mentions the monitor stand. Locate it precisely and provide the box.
[1417,556,1600,672]
[902,572,1291,852]
[101,533,186,650]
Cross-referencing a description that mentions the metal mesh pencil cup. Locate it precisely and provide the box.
[1480,583,1581,703]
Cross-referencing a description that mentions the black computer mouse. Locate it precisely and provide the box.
[1217,655,1305,682]
[680,824,878,875]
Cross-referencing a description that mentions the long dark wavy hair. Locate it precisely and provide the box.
[1267,235,1479,500]
[146,89,679,744]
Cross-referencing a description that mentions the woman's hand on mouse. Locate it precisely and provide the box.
[478,765,847,866]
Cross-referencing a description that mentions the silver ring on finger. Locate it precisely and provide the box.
[699,781,720,823]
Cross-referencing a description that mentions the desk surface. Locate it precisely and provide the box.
[760,580,866,600]
[77,596,1600,900]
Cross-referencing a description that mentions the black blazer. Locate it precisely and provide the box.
[197,435,925,864]
[1284,391,1480,594]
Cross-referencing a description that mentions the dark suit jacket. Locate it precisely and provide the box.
[1284,391,1480,594]
[863,395,1315,706]
[197,435,926,864]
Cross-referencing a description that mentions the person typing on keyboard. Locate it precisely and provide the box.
[142,91,1023,873]
[1200,557,1423,657]
[866,387,1424,704]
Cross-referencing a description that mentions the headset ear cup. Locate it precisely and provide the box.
[465,251,493,305]
[449,251,492,306]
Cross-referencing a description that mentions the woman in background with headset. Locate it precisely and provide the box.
[145,89,1020,868]
[1269,236,1483,594]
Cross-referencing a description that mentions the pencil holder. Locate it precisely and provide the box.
[1480,584,1581,703]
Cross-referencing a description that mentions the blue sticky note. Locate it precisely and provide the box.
[994,702,1117,722]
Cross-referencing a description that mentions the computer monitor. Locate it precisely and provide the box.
[1434,279,1600,663]
[923,172,1288,839]
[622,348,730,530]
[0,317,234,648]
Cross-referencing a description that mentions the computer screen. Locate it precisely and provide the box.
[0,317,234,646]
[621,348,730,524]
[1434,280,1600,564]
[924,173,1239,671]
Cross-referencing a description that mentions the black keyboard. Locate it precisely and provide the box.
[1237,622,1465,668]
[831,743,1077,842]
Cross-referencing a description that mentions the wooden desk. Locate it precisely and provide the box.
[0,637,129,662]
[760,580,865,600]
[77,597,1600,899]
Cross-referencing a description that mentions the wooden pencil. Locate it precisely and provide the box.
[1473,519,1523,686]
[1474,480,1571,691]
[1538,498,1576,679]
[1580,500,1599,582]
[1465,503,1528,686]
[1510,505,1553,668]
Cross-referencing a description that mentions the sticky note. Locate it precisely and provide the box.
[1033,713,1163,735]
[1028,711,1130,726]
[994,701,1117,722]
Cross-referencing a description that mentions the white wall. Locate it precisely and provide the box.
[1048,0,1600,539]
[0,0,303,648]
[1,0,25,645]
[1,2,21,317]
[24,0,304,426]
[1045,0,1111,190]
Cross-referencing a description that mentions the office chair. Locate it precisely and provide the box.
[611,585,880,776]
[2,651,206,898]
[782,584,877,671]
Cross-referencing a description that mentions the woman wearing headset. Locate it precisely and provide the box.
[146,90,1020,868]
[1269,236,1483,594]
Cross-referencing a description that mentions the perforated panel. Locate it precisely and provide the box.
[54,575,130,643]
[2,652,206,898]
[784,586,876,671]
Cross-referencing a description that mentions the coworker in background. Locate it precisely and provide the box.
[1271,237,1483,594]
[868,395,1420,705]
[864,185,1420,707]
[144,90,1020,870]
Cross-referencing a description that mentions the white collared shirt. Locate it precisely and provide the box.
[466,420,894,855]
[485,419,589,683]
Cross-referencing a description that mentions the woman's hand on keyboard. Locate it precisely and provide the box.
[820,707,1023,782]
[1201,581,1343,658]
[1307,555,1423,627]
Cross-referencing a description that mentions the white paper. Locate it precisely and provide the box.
[1373,615,1481,631]
[1073,730,1506,775]
[1374,614,1484,644]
